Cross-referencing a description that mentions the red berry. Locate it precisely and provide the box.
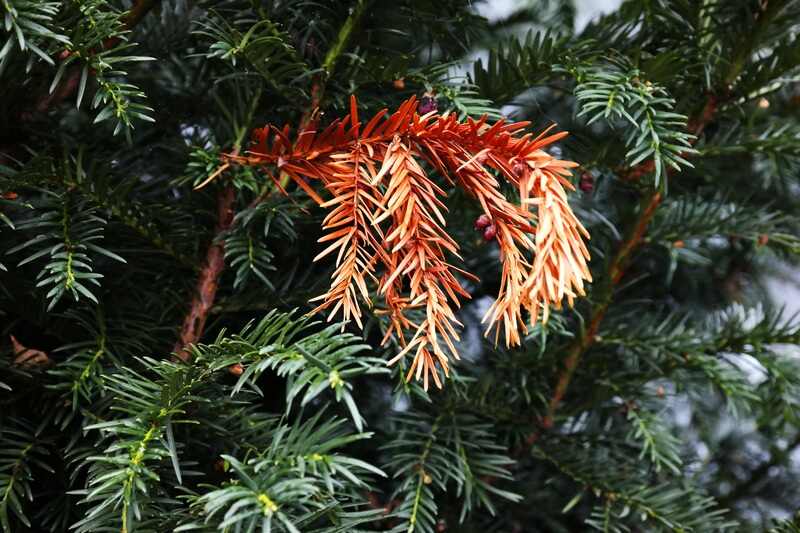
[419,96,437,114]
[513,161,527,178]
[229,363,244,376]
[474,214,491,231]
[483,224,497,241]
[579,173,594,193]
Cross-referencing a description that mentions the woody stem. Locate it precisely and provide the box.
[526,91,720,448]
[300,0,369,130]
[535,190,662,435]
[173,185,235,360]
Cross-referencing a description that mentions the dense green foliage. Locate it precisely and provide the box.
[1,0,800,531]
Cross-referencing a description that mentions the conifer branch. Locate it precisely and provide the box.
[75,183,197,271]
[33,0,161,114]
[0,420,51,531]
[532,93,720,443]
[531,1,776,444]
[225,96,590,388]
[4,0,800,531]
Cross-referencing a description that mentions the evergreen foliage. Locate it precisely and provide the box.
[1,1,800,532]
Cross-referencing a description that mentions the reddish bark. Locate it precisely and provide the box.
[173,186,235,360]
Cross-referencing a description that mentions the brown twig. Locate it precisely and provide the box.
[533,190,662,438]
[299,0,368,130]
[173,185,235,361]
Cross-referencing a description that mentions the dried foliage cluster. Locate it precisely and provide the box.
[228,96,591,388]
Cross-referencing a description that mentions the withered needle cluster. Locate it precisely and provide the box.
[226,96,591,389]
